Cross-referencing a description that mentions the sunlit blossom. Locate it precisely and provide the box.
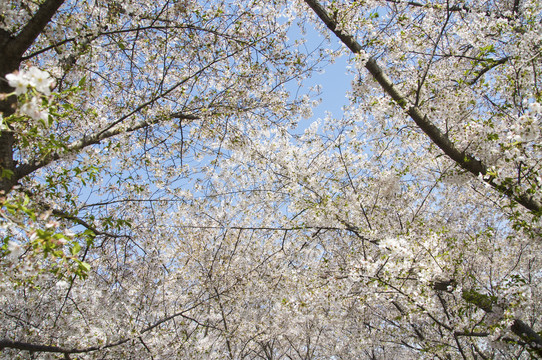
[5,67,54,95]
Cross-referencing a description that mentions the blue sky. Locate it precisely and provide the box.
[291,23,355,129]
[311,54,353,119]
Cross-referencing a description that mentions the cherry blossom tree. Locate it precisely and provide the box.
[0,0,321,357]
[294,0,542,357]
[1,0,542,359]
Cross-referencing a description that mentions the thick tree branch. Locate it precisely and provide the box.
[510,319,542,356]
[303,0,542,214]
[9,0,66,60]
[0,0,65,195]
[0,339,67,354]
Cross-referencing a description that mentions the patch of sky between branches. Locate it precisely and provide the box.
[285,17,354,135]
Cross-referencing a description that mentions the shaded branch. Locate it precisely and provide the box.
[466,57,509,85]
[51,208,129,239]
[0,339,67,354]
[0,292,222,356]
[0,0,65,195]
[434,284,542,356]
[510,319,542,356]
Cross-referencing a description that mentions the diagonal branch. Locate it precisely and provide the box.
[303,0,542,214]
[14,112,198,181]
[434,284,542,356]
[9,0,66,60]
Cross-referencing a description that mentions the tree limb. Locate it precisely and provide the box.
[435,284,542,356]
[0,0,66,194]
[0,291,221,356]
[14,112,198,181]
[303,0,542,214]
[9,0,66,60]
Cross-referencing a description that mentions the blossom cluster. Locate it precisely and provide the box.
[5,66,54,122]
[6,66,54,96]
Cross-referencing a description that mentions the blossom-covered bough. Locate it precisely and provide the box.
[299,0,542,357]
[304,0,542,215]
[1,0,542,358]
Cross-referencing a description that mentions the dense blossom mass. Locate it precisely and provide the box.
[0,0,541,358]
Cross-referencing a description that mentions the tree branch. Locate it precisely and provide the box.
[0,292,221,356]
[303,0,542,214]
[0,0,66,195]
[510,319,542,356]
[435,284,542,356]
[50,208,129,239]
[0,339,67,354]
[14,112,198,181]
[466,57,509,86]
[9,0,66,60]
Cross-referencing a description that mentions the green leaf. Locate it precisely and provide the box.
[70,242,81,256]
[1,168,14,179]
[78,261,91,274]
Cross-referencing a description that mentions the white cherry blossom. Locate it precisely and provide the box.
[0,0,541,358]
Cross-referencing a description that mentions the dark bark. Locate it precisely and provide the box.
[0,0,66,90]
[0,0,66,194]
[8,0,66,60]
[511,319,542,357]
